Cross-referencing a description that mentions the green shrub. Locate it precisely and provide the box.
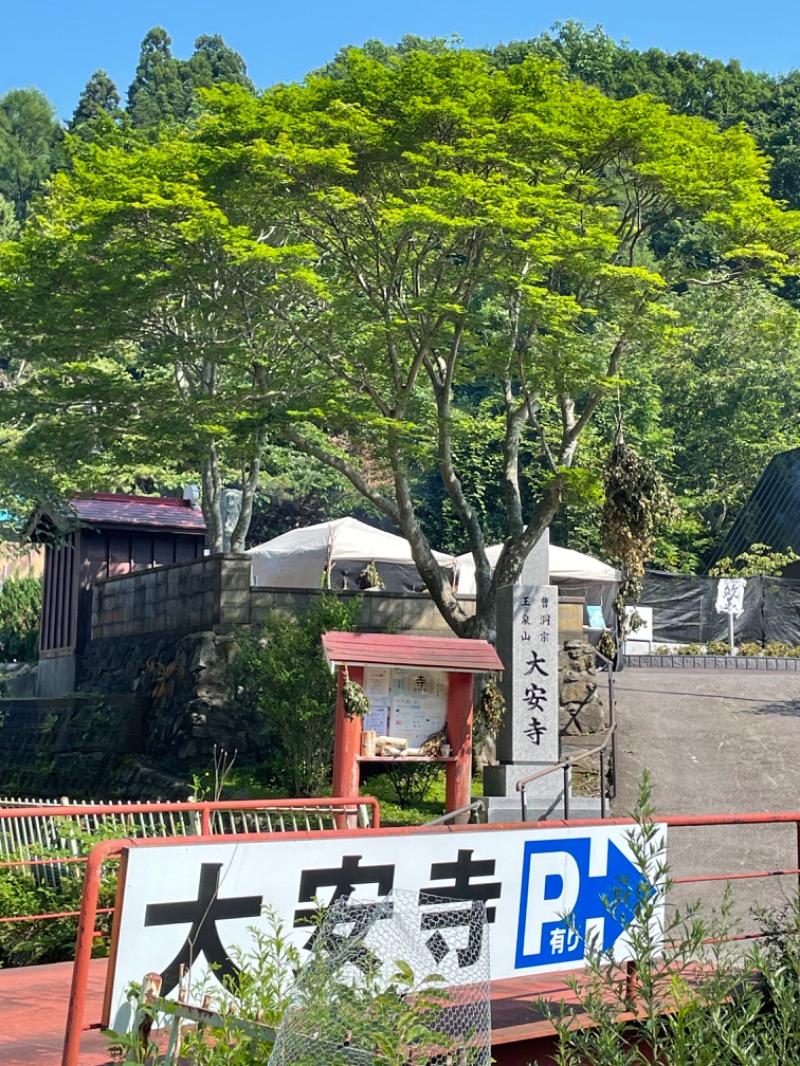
[763,640,796,657]
[675,643,702,656]
[705,640,730,656]
[0,830,119,967]
[228,594,361,796]
[0,575,41,661]
[737,641,764,656]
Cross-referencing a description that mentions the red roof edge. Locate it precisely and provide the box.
[321,631,503,673]
[74,493,194,509]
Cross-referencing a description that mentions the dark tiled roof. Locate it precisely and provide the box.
[321,631,503,673]
[70,494,206,533]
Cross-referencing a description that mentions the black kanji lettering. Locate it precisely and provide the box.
[419,850,501,968]
[524,717,547,744]
[524,651,549,677]
[144,863,262,995]
[523,683,547,711]
[294,855,395,961]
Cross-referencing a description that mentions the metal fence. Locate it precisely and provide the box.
[0,795,380,860]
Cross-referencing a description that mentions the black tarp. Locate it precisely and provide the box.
[640,570,800,645]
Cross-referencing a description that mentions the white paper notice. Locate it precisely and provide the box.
[363,667,391,697]
[388,669,449,746]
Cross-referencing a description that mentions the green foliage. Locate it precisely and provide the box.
[0,574,41,661]
[0,831,119,967]
[228,595,361,795]
[738,641,765,656]
[107,910,297,1065]
[196,46,800,636]
[477,678,507,736]
[705,640,731,656]
[709,542,800,577]
[0,87,61,220]
[601,435,677,637]
[126,27,254,130]
[69,70,122,140]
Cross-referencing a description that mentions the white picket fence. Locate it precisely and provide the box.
[0,795,374,861]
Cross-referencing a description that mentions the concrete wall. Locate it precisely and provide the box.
[92,553,477,640]
[92,554,591,643]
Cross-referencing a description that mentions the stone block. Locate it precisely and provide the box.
[561,680,596,704]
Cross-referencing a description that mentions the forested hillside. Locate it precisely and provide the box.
[2,22,800,582]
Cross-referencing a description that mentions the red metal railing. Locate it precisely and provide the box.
[59,808,800,1066]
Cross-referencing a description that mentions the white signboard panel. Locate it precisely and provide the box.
[388,669,448,746]
[716,578,746,617]
[105,822,665,1032]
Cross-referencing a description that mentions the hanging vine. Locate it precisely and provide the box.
[600,426,677,652]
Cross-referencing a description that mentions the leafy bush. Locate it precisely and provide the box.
[763,640,800,657]
[675,643,702,656]
[705,640,730,656]
[0,575,41,661]
[228,594,361,796]
[709,542,800,577]
[0,828,120,967]
[738,641,764,656]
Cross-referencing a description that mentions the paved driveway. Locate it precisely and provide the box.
[614,666,800,933]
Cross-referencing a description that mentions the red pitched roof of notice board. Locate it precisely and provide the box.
[321,631,503,673]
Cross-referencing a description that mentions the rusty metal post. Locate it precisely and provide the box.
[62,838,124,1066]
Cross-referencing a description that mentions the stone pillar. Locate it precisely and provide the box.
[483,531,567,822]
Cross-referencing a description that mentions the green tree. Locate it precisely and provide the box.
[0,574,41,661]
[0,133,310,550]
[229,595,361,795]
[0,89,60,219]
[69,70,122,139]
[185,34,254,98]
[126,27,188,129]
[199,48,800,636]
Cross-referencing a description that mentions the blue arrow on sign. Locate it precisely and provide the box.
[514,833,657,970]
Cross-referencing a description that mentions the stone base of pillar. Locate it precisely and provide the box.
[482,794,603,824]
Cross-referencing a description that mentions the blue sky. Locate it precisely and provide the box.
[6,1,800,120]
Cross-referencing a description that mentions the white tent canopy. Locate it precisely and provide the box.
[249,517,455,589]
[454,543,621,595]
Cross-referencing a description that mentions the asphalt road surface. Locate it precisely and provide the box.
[613,666,800,934]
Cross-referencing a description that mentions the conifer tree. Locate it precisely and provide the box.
[70,70,121,135]
[127,27,187,128]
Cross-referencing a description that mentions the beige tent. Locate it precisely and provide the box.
[248,518,455,591]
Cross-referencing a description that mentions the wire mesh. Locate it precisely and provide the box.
[269,888,491,1066]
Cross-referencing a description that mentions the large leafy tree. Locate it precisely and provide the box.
[0,133,309,550]
[198,48,800,637]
